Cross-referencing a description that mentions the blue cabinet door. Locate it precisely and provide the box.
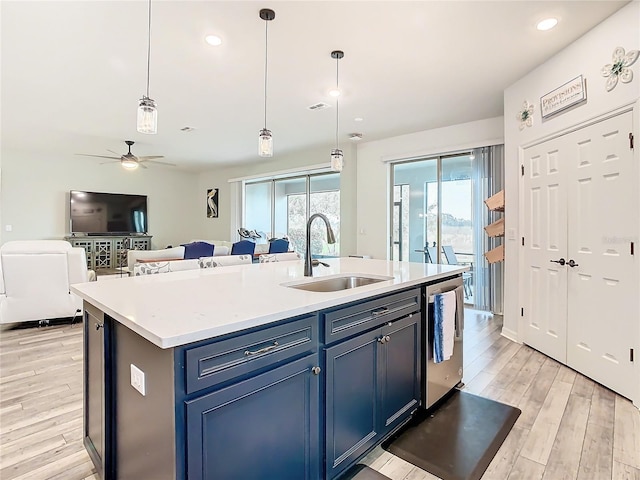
[379,314,420,434]
[83,307,112,479]
[186,354,320,480]
[325,328,380,479]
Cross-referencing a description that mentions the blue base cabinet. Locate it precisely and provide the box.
[83,303,113,480]
[326,329,380,479]
[83,284,432,480]
[325,313,420,479]
[379,316,421,433]
[186,354,320,480]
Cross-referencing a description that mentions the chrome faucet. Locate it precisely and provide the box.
[304,213,336,276]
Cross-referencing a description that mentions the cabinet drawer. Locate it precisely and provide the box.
[185,315,318,394]
[323,288,420,344]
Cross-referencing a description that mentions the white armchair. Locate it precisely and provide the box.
[0,240,95,324]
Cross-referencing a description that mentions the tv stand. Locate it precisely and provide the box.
[65,235,152,271]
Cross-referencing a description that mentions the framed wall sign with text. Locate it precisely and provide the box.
[541,75,587,119]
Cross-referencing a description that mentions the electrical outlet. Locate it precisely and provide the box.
[5,225,12,232]
[130,364,146,396]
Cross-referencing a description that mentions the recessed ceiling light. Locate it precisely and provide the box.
[536,18,558,31]
[205,35,222,46]
[349,133,363,141]
[354,117,363,122]
[329,89,341,97]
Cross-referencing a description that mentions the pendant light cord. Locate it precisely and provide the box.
[264,18,268,129]
[145,0,152,97]
[335,57,339,149]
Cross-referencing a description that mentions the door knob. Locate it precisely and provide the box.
[550,258,566,265]
[567,259,579,267]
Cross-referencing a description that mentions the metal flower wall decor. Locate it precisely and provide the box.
[601,46,639,92]
[517,101,534,130]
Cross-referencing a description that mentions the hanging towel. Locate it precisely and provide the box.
[433,290,457,363]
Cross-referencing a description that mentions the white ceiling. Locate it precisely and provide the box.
[1,1,628,172]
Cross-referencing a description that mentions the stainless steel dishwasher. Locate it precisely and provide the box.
[424,275,465,409]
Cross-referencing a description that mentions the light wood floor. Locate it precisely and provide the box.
[0,310,638,480]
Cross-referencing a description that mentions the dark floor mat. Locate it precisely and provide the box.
[341,464,392,480]
[382,390,520,480]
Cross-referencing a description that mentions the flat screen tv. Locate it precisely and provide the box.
[70,190,148,235]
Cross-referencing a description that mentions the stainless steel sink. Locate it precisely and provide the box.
[284,275,393,292]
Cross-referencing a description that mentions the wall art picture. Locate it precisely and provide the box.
[207,188,219,218]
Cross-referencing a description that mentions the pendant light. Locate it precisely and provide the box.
[258,9,275,157]
[330,50,344,172]
[137,0,157,134]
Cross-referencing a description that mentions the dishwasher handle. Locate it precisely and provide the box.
[428,283,465,336]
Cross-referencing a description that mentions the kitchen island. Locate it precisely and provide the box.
[71,257,467,480]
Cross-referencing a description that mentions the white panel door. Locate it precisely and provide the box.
[566,111,638,399]
[523,136,569,363]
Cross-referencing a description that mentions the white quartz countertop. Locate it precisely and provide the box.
[71,258,467,348]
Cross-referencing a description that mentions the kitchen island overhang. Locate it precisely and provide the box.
[71,257,468,349]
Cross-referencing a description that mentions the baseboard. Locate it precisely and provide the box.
[500,326,520,343]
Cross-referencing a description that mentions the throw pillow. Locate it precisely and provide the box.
[181,241,214,260]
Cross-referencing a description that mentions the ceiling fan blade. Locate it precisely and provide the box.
[99,160,120,165]
[138,162,148,169]
[76,154,121,160]
[137,155,165,160]
[107,149,121,156]
[141,159,177,167]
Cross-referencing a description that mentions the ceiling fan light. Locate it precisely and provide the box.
[330,148,344,172]
[121,158,139,170]
[137,96,157,134]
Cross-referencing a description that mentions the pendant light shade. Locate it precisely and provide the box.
[330,50,344,172]
[330,148,344,172]
[137,96,157,134]
[137,0,157,134]
[258,9,275,157]
[259,128,273,157]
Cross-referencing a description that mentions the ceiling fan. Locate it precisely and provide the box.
[76,140,176,170]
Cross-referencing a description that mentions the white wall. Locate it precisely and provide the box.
[503,2,640,341]
[0,150,200,249]
[355,117,504,259]
[196,143,358,255]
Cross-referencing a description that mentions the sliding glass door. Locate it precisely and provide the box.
[391,148,504,311]
[392,159,439,264]
[244,172,340,257]
[391,154,473,299]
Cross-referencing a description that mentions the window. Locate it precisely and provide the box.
[244,172,340,257]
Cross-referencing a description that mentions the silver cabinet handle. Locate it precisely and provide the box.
[312,366,321,375]
[95,323,104,331]
[244,341,279,356]
[385,335,391,343]
[550,258,566,265]
[372,307,389,316]
[377,336,386,344]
